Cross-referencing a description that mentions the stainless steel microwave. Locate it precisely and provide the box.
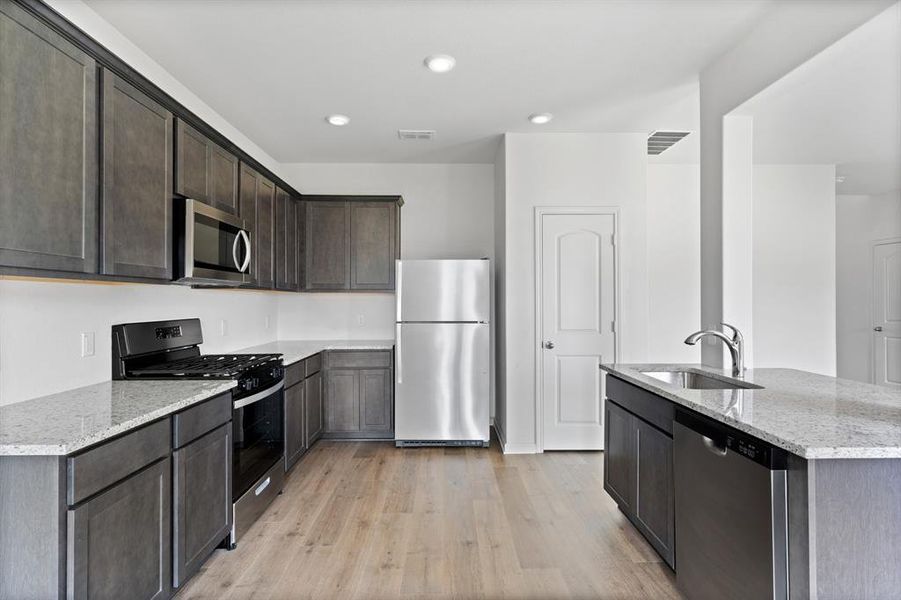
[174,199,251,286]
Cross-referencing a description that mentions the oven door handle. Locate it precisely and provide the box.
[233,379,284,410]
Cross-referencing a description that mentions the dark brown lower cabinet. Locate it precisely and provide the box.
[173,424,232,588]
[284,382,307,471]
[67,457,171,600]
[323,350,393,439]
[634,419,674,566]
[604,400,635,511]
[305,371,323,445]
[603,388,675,568]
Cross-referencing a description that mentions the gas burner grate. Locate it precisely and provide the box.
[128,354,280,378]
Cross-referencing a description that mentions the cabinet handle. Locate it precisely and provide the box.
[255,476,271,496]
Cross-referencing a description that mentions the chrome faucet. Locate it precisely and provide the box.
[684,323,745,377]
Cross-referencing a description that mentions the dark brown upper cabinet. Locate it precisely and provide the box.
[101,70,173,280]
[175,119,238,215]
[239,164,275,289]
[303,196,402,292]
[275,187,298,291]
[350,201,398,290]
[0,0,98,274]
[304,200,350,290]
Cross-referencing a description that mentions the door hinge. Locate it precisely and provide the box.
[610,321,616,333]
[610,233,616,247]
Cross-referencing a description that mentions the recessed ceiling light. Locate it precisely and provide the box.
[424,54,456,73]
[528,113,553,125]
[326,114,350,126]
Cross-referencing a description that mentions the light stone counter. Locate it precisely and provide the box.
[601,363,901,459]
[238,339,395,366]
[0,380,235,456]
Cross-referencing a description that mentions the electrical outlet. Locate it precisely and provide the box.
[80,332,95,357]
[357,314,365,327]
[220,319,228,336]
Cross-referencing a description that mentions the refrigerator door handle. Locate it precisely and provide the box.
[396,260,403,321]
[395,323,403,383]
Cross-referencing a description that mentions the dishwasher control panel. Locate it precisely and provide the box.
[678,409,788,470]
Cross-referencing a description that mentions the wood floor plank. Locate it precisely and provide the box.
[177,441,683,600]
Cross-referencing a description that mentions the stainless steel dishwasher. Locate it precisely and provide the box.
[673,410,789,600]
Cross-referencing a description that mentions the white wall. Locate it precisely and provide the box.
[752,165,836,375]
[500,133,648,452]
[646,164,701,362]
[0,280,278,405]
[836,191,901,382]
[698,0,892,366]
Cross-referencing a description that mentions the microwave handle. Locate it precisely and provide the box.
[237,230,252,273]
[231,232,241,271]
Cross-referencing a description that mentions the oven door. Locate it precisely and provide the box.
[176,199,251,286]
[232,380,284,501]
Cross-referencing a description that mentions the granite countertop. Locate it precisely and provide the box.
[0,380,235,456]
[601,363,901,459]
[238,339,395,365]
[0,339,394,457]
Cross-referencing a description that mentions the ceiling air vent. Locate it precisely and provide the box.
[647,131,690,155]
[398,129,436,141]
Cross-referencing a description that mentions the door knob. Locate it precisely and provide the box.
[874,326,884,332]
[543,341,555,349]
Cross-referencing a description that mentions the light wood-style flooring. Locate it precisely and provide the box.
[178,440,682,599]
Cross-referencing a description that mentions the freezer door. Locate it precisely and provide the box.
[396,259,490,323]
[395,322,490,441]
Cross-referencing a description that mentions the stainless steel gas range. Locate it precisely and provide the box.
[112,318,284,547]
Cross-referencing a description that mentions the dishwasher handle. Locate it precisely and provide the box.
[702,435,728,456]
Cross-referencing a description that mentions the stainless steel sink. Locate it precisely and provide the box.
[640,370,760,390]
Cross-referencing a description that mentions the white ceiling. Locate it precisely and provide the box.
[84,0,770,164]
[735,2,901,195]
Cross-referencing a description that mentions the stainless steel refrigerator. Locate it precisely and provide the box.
[395,259,490,446]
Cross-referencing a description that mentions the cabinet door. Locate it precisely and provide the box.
[360,369,392,434]
[175,120,209,201]
[101,71,173,279]
[173,425,231,588]
[275,188,297,291]
[284,382,306,471]
[603,400,635,511]
[238,164,259,285]
[68,457,171,600]
[350,202,397,290]
[255,176,276,289]
[634,419,675,567]
[305,201,350,290]
[0,1,98,273]
[208,142,238,214]
[325,369,359,433]
[305,371,323,445]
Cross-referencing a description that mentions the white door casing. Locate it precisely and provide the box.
[537,208,617,451]
[873,240,901,387]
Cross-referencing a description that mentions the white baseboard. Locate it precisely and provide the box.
[490,421,538,454]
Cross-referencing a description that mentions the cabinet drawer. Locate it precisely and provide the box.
[172,393,232,449]
[606,376,674,435]
[67,419,170,505]
[326,350,391,369]
[304,353,322,377]
[285,362,304,388]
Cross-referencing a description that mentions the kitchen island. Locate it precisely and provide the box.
[600,363,901,599]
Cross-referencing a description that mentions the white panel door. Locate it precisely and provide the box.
[540,212,616,450]
[873,241,901,387]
